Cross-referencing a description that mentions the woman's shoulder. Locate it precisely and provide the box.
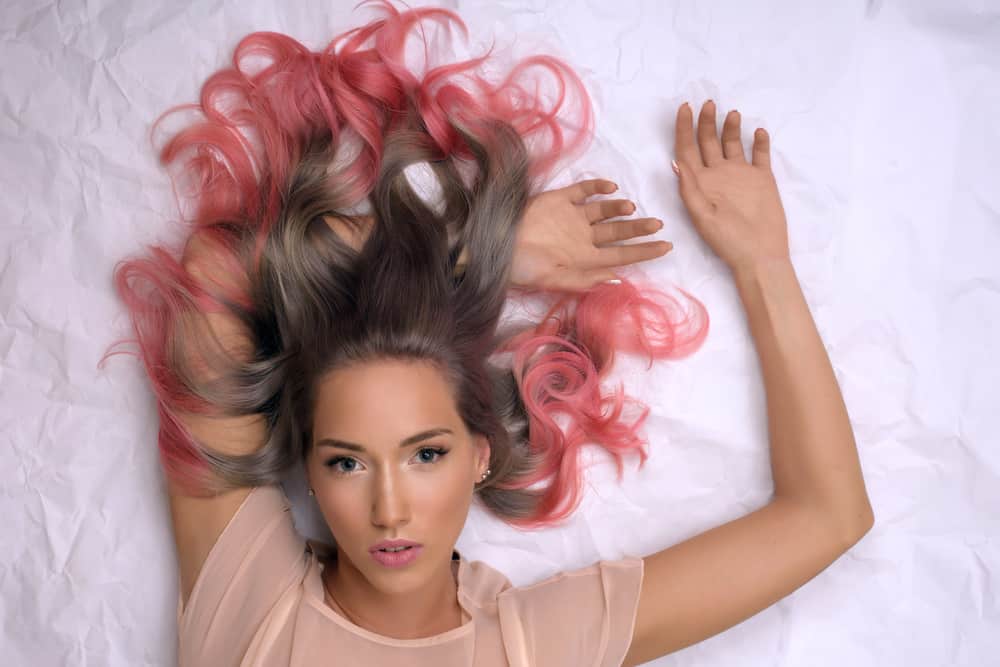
[456,553,515,608]
[486,556,645,667]
[179,485,309,618]
[460,552,644,608]
[177,485,312,665]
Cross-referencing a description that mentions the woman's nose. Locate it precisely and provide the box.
[370,475,410,528]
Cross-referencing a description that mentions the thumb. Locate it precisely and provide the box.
[672,159,714,224]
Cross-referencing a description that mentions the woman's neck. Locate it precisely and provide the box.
[321,551,464,639]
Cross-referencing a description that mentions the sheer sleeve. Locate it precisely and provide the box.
[176,485,308,667]
[496,557,645,667]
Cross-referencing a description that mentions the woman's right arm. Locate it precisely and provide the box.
[169,232,268,609]
[622,100,874,665]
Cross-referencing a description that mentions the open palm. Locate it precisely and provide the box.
[510,179,672,292]
[672,100,790,276]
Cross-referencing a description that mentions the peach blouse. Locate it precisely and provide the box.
[176,485,644,666]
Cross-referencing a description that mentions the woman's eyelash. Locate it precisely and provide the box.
[323,447,449,474]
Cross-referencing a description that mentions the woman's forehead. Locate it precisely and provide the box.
[312,359,463,436]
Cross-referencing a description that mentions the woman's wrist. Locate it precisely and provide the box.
[732,256,796,295]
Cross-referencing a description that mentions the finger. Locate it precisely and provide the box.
[697,99,725,167]
[562,178,618,204]
[673,158,715,223]
[591,218,663,245]
[595,240,673,268]
[752,127,771,170]
[674,102,702,171]
[584,198,635,223]
[722,109,746,163]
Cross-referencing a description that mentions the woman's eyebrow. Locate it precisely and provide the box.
[315,427,454,453]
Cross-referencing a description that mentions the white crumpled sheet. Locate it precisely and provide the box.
[3,0,998,665]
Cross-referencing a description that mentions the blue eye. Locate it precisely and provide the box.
[324,447,449,475]
[416,447,448,464]
[325,456,359,474]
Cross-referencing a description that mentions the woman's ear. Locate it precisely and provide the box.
[474,434,491,474]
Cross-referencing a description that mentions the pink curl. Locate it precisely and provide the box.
[495,277,709,528]
[100,246,222,492]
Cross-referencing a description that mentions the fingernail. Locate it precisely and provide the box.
[671,159,680,176]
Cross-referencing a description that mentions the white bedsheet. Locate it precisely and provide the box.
[3,0,998,665]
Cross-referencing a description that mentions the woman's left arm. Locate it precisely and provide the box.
[331,178,672,290]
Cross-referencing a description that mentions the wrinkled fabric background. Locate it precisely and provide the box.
[2,0,997,665]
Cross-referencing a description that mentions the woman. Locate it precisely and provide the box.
[109,3,874,665]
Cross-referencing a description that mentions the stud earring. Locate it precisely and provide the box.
[478,467,491,483]
[308,488,315,496]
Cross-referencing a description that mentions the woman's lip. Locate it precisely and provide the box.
[369,540,422,552]
[370,545,423,568]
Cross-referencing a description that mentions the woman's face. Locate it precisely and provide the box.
[305,358,490,594]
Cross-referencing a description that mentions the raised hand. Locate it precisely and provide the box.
[672,100,791,277]
[509,179,672,292]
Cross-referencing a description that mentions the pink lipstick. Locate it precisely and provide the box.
[369,539,423,568]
